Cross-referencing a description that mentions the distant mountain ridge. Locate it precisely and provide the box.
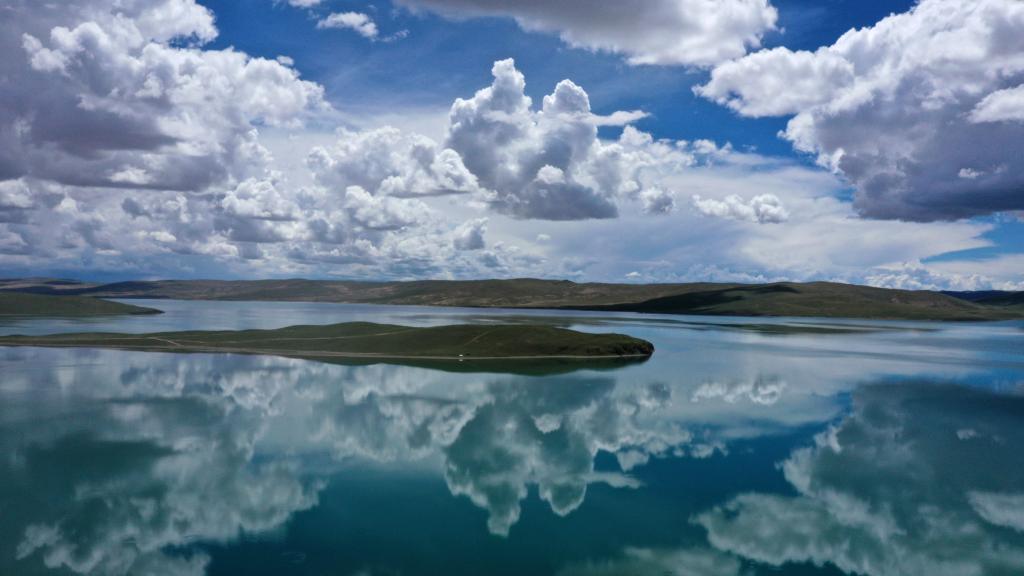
[1,278,1021,321]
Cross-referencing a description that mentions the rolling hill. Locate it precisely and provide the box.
[1,278,1019,321]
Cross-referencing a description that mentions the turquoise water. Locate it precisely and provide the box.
[2,300,1023,575]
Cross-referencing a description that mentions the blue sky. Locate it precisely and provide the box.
[1,0,1022,288]
[201,0,914,156]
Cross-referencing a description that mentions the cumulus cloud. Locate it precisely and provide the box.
[0,4,537,280]
[309,59,696,222]
[692,193,788,223]
[5,0,324,192]
[697,0,1024,221]
[444,59,695,220]
[639,187,675,215]
[445,60,615,219]
[971,84,1024,124]
[865,258,1024,292]
[397,0,777,66]
[342,185,428,231]
[453,218,487,250]
[307,127,481,197]
[317,12,379,39]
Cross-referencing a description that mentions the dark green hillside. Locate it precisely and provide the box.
[0,292,162,317]
[974,292,1024,307]
[573,282,1019,321]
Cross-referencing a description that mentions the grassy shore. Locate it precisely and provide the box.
[0,292,162,317]
[0,322,655,363]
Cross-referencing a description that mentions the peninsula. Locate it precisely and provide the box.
[0,292,162,317]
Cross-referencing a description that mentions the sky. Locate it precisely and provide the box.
[1,0,1023,289]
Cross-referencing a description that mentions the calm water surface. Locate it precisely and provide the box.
[2,300,1023,575]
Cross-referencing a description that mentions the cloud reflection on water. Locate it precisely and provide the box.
[0,348,704,573]
[1,310,1023,576]
[696,383,1024,575]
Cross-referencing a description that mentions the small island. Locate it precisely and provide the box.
[0,292,163,317]
[0,322,654,363]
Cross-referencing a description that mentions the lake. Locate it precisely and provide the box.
[2,300,1023,575]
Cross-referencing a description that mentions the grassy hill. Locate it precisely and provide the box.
[2,278,1019,321]
[3,278,699,306]
[573,282,1017,321]
[974,292,1024,307]
[0,292,162,317]
[0,322,654,363]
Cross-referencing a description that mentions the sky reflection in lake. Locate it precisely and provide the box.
[1,302,1023,575]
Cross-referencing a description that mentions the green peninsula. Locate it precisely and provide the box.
[0,322,655,363]
[0,292,162,317]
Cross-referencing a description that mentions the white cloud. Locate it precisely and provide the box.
[287,0,322,7]
[445,60,615,219]
[220,177,299,222]
[453,218,487,250]
[515,147,997,285]
[863,260,1024,292]
[342,185,428,231]
[590,110,650,127]
[697,47,854,117]
[307,127,481,197]
[692,193,788,223]
[397,0,777,66]
[970,84,1024,123]
[639,187,675,215]
[317,12,379,40]
[697,0,1024,221]
[5,0,325,192]
[444,59,694,220]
